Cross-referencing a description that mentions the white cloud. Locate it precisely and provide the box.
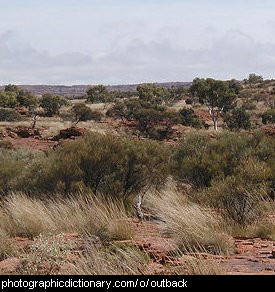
[1,29,275,85]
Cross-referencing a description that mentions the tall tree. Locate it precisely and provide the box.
[190,78,236,131]
[86,85,110,103]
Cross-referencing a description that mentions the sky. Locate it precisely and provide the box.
[1,0,275,85]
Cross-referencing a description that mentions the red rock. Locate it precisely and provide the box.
[0,258,21,275]
[52,127,86,141]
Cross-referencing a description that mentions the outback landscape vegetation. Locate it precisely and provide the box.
[0,74,274,275]
[0,0,275,277]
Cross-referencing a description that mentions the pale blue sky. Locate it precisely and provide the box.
[0,0,275,84]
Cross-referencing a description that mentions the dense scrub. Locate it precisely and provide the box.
[0,133,170,197]
[172,132,274,192]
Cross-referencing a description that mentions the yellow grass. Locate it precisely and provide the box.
[0,193,134,241]
[72,242,149,275]
[145,188,234,255]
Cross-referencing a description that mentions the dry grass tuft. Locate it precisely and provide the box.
[0,193,134,242]
[145,189,234,255]
[0,229,15,261]
[181,255,225,275]
[72,242,150,275]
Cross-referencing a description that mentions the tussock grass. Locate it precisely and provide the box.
[145,188,234,255]
[181,255,225,275]
[72,242,149,275]
[0,193,134,242]
[0,229,15,261]
[227,219,275,240]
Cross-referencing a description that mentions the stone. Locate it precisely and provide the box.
[0,258,21,275]
[52,127,86,141]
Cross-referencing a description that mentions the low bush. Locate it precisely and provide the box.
[201,159,271,226]
[224,108,251,130]
[0,108,24,122]
[172,132,274,189]
[71,103,103,124]
[24,133,170,196]
[261,109,275,125]
[179,108,204,128]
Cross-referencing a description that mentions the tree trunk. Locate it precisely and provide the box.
[135,193,144,219]
[213,118,218,131]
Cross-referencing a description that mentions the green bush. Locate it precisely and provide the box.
[185,98,194,105]
[202,159,270,225]
[86,85,113,104]
[0,148,44,195]
[261,109,275,125]
[17,91,38,109]
[0,108,24,122]
[241,100,256,111]
[224,108,251,130]
[179,108,204,128]
[40,94,69,116]
[71,103,103,123]
[0,92,18,108]
[24,133,170,197]
[172,132,274,188]
[134,109,180,140]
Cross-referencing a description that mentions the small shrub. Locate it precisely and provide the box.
[18,233,77,275]
[224,108,251,130]
[0,108,23,122]
[241,100,256,111]
[179,108,204,128]
[71,103,103,124]
[185,98,194,105]
[261,109,275,125]
[202,160,270,226]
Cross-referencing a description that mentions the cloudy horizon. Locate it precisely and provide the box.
[1,0,275,85]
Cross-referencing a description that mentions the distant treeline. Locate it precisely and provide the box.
[0,82,191,99]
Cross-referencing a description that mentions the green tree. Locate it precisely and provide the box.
[247,73,263,85]
[0,92,18,108]
[137,84,169,105]
[40,93,69,116]
[134,108,180,140]
[190,78,236,131]
[4,84,19,93]
[227,79,242,94]
[17,91,38,109]
[86,85,111,103]
[71,103,102,124]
